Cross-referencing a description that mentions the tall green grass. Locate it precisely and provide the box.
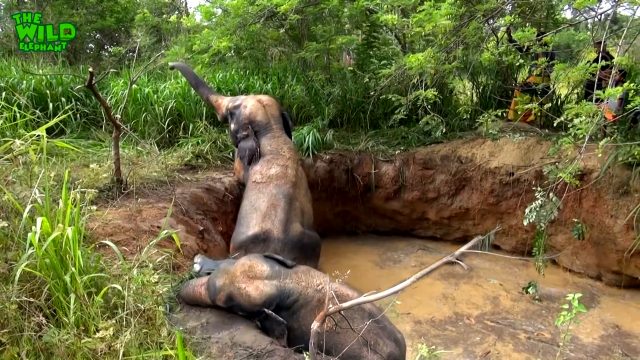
[0,110,192,358]
[13,169,103,330]
[0,58,408,148]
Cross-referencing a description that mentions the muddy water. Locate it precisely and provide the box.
[319,235,640,360]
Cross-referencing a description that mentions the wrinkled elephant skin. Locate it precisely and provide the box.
[179,253,407,360]
[169,62,321,268]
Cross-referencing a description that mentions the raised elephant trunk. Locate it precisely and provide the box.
[179,277,214,306]
[168,62,228,119]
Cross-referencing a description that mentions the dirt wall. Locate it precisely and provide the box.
[90,136,640,287]
[303,137,640,287]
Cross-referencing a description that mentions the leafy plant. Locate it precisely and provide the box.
[571,219,587,241]
[524,187,561,275]
[414,341,449,360]
[522,280,540,301]
[555,293,588,359]
[293,121,335,158]
[544,162,583,187]
[477,110,505,138]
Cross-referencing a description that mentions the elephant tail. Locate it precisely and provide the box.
[179,276,214,306]
[169,62,227,118]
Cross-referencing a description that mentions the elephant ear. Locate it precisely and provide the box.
[263,253,297,268]
[256,309,288,347]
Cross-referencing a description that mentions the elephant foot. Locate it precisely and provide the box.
[193,254,221,277]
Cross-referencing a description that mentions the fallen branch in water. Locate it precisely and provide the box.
[308,226,501,359]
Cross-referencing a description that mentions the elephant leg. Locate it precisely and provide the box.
[284,229,322,268]
[300,229,322,268]
[179,276,214,306]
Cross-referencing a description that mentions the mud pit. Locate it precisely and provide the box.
[320,236,640,359]
[89,137,640,359]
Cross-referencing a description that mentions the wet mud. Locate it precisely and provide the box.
[319,235,640,360]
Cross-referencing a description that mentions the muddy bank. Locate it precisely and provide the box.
[90,173,241,271]
[90,136,640,286]
[304,137,640,287]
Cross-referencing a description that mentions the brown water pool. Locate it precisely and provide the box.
[319,235,640,360]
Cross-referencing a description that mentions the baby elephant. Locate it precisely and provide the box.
[181,254,406,360]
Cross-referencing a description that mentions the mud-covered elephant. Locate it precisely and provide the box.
[179,253,407,360]
[169,62,321,268]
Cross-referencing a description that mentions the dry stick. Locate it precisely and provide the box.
[609,5,637,90]
[308,226,501,359]
[85,67,125,192]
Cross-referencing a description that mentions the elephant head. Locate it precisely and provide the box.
[180,254,407,360]
[168,62,293,141]
[169,62,294,183]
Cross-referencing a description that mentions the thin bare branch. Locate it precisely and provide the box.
[84,67,125,192]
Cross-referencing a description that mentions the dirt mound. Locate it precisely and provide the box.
[89,172,240,270]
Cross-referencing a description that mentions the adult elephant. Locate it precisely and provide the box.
[169,62,321,268]
[181,253,407,360]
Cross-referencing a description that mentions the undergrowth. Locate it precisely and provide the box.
[0,116,194,358]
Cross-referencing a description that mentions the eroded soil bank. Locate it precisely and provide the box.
[88,135,640,359]
[91,136,640,286]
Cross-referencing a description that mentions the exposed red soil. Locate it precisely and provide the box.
[89,136,640,287]
[305,136,640,287]
[89,172,240,271]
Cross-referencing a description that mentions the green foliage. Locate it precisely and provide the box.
[544,162,583,187]
[523,187,561,230]
[2,0,639,149]
[0,111,190,358]
[524,187,561,275]
[522,280,541,301]
[414,342,448,360]
[555,293,588,359]
[12,169,101,330]
[571,219,586,241]
[0,58,232,154]
[532,229,549,275]
[477,110,506,139]
[293,120,334,158]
